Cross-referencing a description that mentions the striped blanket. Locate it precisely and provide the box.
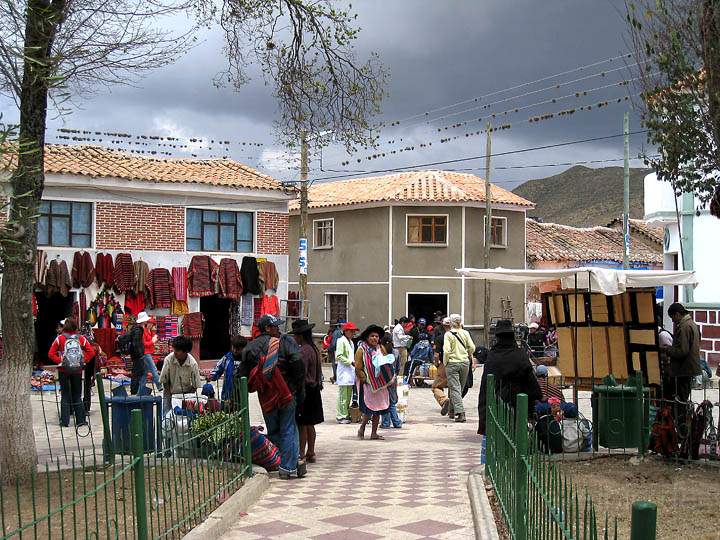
[360,342,394,393]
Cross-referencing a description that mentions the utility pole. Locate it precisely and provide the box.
[484,122,492,347]
[298,131,309,318]
[623,112,630,270]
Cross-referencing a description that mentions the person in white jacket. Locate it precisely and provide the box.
[335,322,360,424]
[392,317,413,378]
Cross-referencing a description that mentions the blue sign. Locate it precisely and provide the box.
[299,237,308,275]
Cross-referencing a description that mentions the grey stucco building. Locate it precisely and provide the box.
[288,170,534,340]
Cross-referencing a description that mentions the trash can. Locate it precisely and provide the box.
[592,374,649,450]
[106,395,163,454]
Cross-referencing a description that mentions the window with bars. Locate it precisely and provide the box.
[324,293,348,324]
[484,216,508,248]
[186,209,254,252]
[406,215,447,245]
[37,200,92,248]
[313,219,334,249]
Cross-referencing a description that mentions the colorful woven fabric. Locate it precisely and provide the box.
[133,260,150,296]
[95,253,114,289]
[258,260,279,291]
[241,294,254,326]
[71,251,95,289]
[188,256,218,297]
[113,253,134,294]
[171,267,188,302]
[181,312,204,338]
[148,268,172,309]
[260,294,280,317]
[171,299,189,316]
[218,258,243,300]
[156,316,179,340]
[124,291,146,316]
[35,250,48,288]
[250,426,281,471]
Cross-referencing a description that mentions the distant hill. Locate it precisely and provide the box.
[512,165,651,227]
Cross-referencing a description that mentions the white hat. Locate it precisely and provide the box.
[442,317,451,325]
[59,318,67,326]
[529,322,539,329]
[136,312,151,324]
[449,314,463,328]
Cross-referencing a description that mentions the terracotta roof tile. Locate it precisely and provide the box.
[289,170,534,211]
[1,144,284,191]
[527,219,662,265]
[606,217,664,244]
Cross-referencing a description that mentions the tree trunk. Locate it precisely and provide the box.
[0,0,66,484]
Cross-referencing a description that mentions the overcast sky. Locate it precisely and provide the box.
[0,0,650,189]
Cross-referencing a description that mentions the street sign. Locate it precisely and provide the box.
[299,237,308,275]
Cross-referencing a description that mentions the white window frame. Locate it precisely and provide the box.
[324,292,348,324]
[313,218,334,250]
[484,215,508,249]
[405,213,449,247]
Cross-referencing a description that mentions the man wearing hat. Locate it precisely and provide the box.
[477,319,541,435]
[239,314,306,479]
[335,321,360,423]
[661,302,702,404]
[327,318,345,384]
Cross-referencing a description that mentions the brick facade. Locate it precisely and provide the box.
[257,211,288,255]
[95,202,185,251]
[690,309,720,369]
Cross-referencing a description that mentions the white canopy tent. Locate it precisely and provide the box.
[455,267,697,296]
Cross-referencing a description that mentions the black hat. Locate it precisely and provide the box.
[494,319,515,335]
[359,324,385,342]
[667,302,688,317]
[290,319,315,335]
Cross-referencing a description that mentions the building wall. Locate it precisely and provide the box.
[95,202,185,251]
[690,309,720,368]
[464,207,526,268]
[257,211,288,255]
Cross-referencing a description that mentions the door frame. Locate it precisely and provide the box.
[405,291,450,318]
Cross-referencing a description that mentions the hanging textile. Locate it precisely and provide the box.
[133,260,150,296]
[240,293,254,326]
[86,289,123,329]
[260,294,280,317]
[95,253,114,289]
[240,256,262,295]
[46,258,72,297]
[287,290,300,317]
[258,260,279,291]
[171,267,188,302]
[32,293,38,318]
[124,291,146,316]
[171,299,189,316]
[218,258,243,300]
[35,250,48,289]
[113,253,134,294]
[181,312,204,338]
[71,251,95,289]
[230,301,243,338]
[79,288,87,326]
[156,316,180,340]
[93,327,118,357]
[148,268,172,309]
[188,255,218,297]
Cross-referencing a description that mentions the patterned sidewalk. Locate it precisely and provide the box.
[222,368,482,539]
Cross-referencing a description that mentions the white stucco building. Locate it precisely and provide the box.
[644,172,720,367]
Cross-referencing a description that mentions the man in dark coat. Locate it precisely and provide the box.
[239,314,306,479]
[660,302,701,403]
[477,319,542,435]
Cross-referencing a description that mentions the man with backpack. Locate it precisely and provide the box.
[239,314,306,480]
[48,318,96,427]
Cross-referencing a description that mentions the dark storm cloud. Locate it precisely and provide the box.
[1,0,645,185]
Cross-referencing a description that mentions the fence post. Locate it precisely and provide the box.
[486,374,496,476]
[130,409,148,540]
[96,373,114,465]
[630,501,656,540]
[239,377,253,477]
[514,393,529,540]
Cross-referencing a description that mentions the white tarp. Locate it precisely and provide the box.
[455,267,697,296]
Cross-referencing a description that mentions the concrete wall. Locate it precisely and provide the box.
[464,207,526,268]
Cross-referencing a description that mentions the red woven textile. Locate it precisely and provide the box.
[172,267,188,302]
[218,258,243,301]
[113,253,134,294]
[181,312,204,338]
[148,268,172,309]
[188,255,218,297]
[95,253,114,289]
[72,251,95,289]
[124,291,146,316]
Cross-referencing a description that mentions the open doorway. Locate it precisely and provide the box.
[200,295,232,360]
[406,293,449,324]
[35,292,75,366]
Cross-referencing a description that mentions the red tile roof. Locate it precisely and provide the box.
[607,218,664,245]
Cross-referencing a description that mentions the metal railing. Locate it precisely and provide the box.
[484,374,657,540]
[0,376,253,539]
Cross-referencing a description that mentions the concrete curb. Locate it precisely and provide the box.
[467,465,500,540]
[182,466,270,540]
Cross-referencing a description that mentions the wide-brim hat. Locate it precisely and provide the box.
[494,319,515,335]
[290,319,315,335]
[359,324,385,342]
[136,312,151,324]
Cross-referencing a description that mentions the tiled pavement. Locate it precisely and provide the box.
[222,367,482,539]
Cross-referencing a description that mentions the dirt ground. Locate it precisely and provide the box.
[560,455,720,540]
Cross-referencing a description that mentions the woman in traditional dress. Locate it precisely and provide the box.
[290,319,324,462]
[354,324,394,440]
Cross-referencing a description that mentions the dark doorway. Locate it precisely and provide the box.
[200,295,232,360]
[35,292,75,366]
[407,293,449,324]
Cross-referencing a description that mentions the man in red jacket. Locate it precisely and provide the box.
[48,318,95,427]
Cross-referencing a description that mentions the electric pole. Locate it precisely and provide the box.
[623,112,630,269]
[484,122,492,347]
[299,131,309,318]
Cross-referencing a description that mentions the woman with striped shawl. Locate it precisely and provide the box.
[354,325,394,440]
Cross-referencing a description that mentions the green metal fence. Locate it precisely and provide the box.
[0,376,253,540]
[484,374,657,540]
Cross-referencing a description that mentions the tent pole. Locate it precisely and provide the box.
[573,273,579,404]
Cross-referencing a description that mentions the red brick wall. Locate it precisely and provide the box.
[691,309,720,368]
[257,211,288,255]
[95,202,185,251]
